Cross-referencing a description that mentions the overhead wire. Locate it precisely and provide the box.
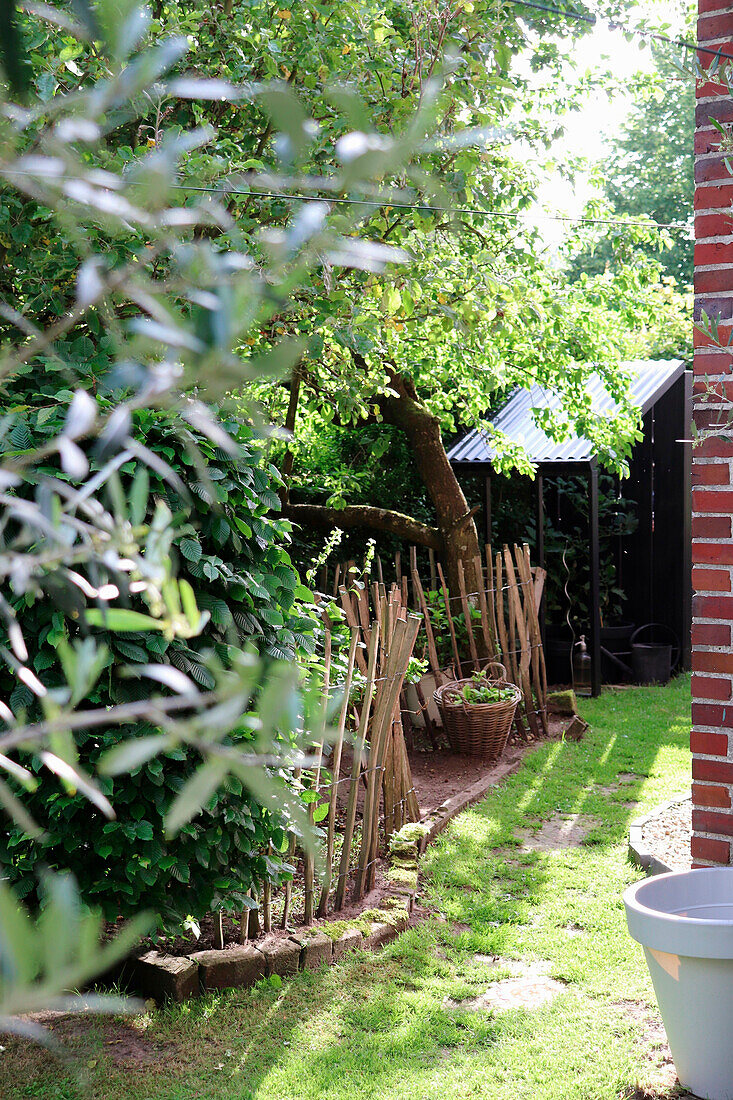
[0,168,693,233]
[170,182,692,233]
[507,0,733,64]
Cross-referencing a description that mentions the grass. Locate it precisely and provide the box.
[0,677,692,1100]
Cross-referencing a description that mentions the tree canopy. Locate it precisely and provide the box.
[567,42,694,286]
[1,0,691,596]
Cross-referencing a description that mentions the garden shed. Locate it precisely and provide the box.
[447,359,692,696]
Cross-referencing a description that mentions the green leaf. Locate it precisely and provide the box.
[180,538,203,563]
[165,760,229,836]
[85,609,166,632]
[99,735,171,776]
[0,879,39,984]
[113,639,149,663]
[129,466,149,527]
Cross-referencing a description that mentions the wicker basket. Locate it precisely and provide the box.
[433,674,520,760]
[479,661,508,682]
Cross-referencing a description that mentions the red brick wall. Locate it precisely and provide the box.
[692,3,733,866]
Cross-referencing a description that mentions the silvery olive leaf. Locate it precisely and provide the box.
[63,390,98,438]
[57,438,89,479]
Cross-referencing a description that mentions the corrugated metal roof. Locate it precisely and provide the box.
[447,359,686,467]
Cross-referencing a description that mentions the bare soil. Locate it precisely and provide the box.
[445,959,565,1012]
[641,798,692,873]
[15,1013,179,1071]
[597,772,640,794]
[516,812,599,852]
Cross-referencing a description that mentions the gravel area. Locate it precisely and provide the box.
[640,796,692,871]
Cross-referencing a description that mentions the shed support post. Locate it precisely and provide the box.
[681,369,692,672]
[589,464,602,697]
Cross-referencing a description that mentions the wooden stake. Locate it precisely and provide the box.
[334,624,381,911]
[428,548,437,591]
[411,563,440,676]
[354,615,420,899]
[262,848,272,934]
[495,551,527,739]
[339,585,368,676]
[494,552,511,679]
[414,676,440,750]
[503,545,517,683]
[362,615,421,892]
[400,687,415,751]
[304,628,331,924]
[317,627,358,917]
[457,559,480,671]
[249,893,261,938]
[281,821,297,928]
[214,911,224,950]
[518,545,548,734]
[437,561,462,677]
[485,544,500,649]
[383,720,396,841]
[504,547,539,739]
[473,553,496,659]
[403,736,420,821]
[356,583,370,636]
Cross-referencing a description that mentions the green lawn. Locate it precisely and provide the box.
[2,677,692,1100]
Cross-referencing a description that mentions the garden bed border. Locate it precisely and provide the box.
[134,752,525,1003]
[628,794,691,877]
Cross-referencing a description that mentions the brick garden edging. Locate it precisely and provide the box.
[133,822,424,1004]
[628,795,691,877]
[134,752,525,1004]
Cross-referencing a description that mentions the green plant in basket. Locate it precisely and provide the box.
[459,673,516,706]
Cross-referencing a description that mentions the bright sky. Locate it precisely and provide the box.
[527,0,690,247]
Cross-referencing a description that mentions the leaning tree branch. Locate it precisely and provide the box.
[283,503,443,550]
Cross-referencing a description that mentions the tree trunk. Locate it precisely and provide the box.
[378,369,482,594]
[280,359,482,594]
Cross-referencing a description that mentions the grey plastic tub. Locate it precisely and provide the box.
[624,868,733,1100]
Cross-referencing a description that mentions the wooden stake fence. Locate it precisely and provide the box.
[322,541,548,740]
[233,539,549,941]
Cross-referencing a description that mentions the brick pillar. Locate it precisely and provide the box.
[691,1,733,865]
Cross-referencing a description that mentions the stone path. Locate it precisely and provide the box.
[445,959,565,1013]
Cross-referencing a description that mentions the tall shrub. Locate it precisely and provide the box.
[1,392,315,926]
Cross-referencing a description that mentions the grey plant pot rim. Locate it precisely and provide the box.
[625,868,733,958]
